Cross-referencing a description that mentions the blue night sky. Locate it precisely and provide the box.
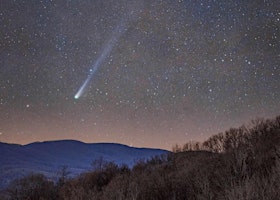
[0,0,279,149]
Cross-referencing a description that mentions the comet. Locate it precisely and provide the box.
[74,17,128,99]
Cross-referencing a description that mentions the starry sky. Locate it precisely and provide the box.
[0,0,279,150]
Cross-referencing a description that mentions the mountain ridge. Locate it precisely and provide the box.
[0,140,169,189]
[1,139,168,150]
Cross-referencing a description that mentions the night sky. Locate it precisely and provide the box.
[0,0,279,150]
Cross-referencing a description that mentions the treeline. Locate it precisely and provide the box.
[1,116,279,200]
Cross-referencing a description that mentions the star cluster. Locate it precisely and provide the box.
[0,0,279,149]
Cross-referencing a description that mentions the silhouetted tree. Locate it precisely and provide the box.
[57,165,71,188]
[7,174,57,200]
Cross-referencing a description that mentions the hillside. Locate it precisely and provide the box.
[0,140,168,189]
[0,116,279,200]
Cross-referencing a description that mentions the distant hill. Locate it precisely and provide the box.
[0,140,168,189]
